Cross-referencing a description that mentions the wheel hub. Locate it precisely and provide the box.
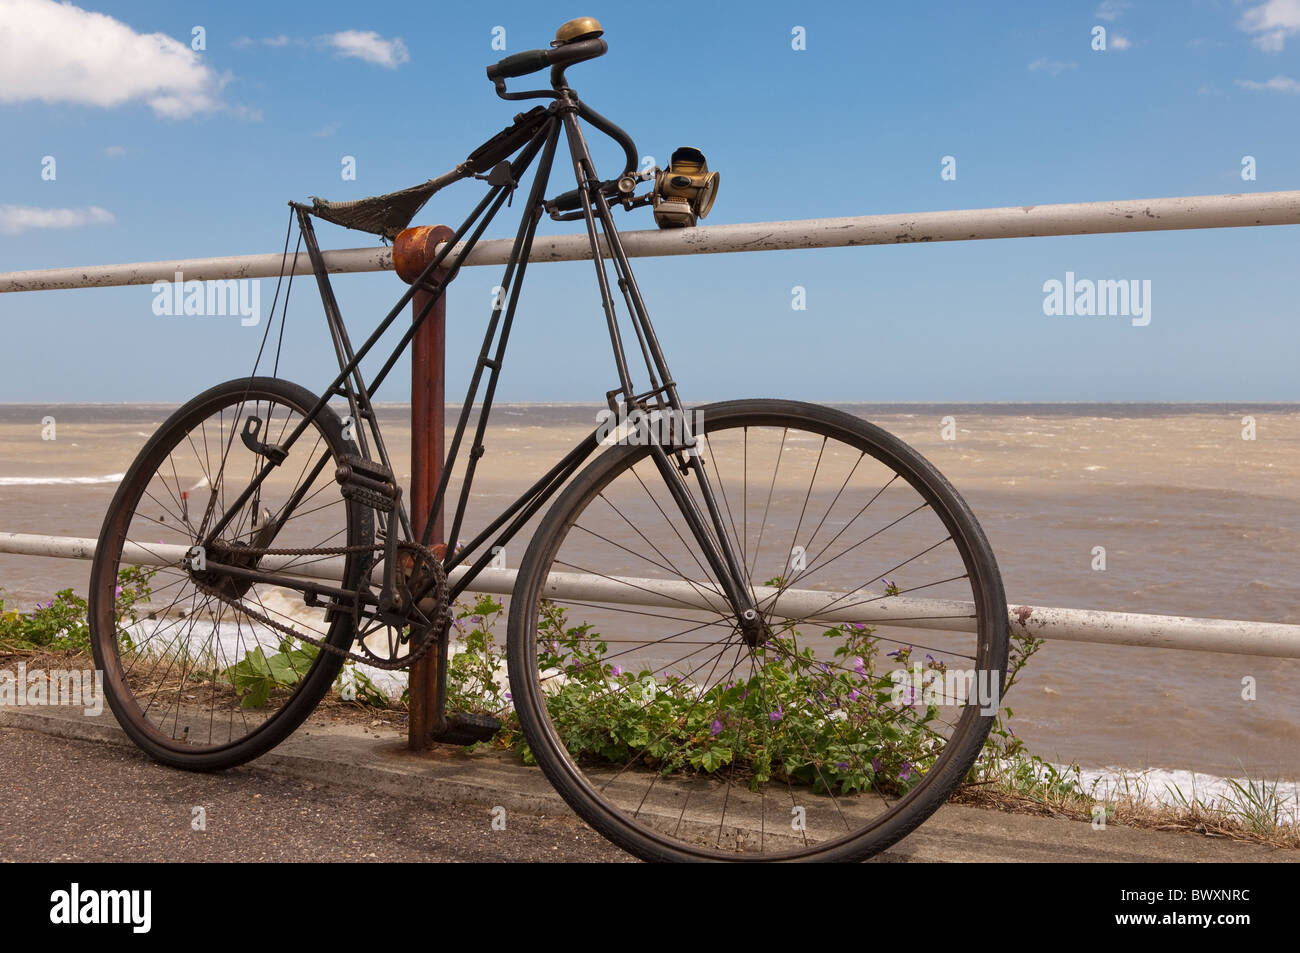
[738,608,771,647]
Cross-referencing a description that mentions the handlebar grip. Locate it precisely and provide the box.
[486,49,552,81]
[551,187,584,213]
[548,36,607,71]
[550,180,619,213]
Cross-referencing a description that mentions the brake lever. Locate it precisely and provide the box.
[493,81,560,102]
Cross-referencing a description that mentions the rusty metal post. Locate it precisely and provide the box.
[395,225,454,751]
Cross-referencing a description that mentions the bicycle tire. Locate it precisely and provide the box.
[89,377,371,771]
[507,398,1008,861]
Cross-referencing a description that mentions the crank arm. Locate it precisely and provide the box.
[199,559,374,611]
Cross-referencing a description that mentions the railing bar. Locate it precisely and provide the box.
[3,531,1297,659]
[3,190,1299,293]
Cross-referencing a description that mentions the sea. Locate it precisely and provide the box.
[2,401,1297,807]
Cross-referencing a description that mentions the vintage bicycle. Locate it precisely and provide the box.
[89,17,1009,862]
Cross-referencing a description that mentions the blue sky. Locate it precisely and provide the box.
[1,0,1298,402]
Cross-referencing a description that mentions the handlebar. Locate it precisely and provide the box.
[547,103,639,212]
[486,36,607,83]
[483,20,639,217]
[485,49,551,81]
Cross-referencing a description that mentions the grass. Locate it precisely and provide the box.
[957,757,1300,849]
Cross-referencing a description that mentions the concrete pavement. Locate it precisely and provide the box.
[0,703,1288,863]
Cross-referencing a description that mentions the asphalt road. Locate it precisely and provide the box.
[1,709,1289,864]
[0,726,627,863]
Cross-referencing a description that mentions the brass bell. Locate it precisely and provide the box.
[554,17,604,46]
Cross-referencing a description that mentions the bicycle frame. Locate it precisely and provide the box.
[199,82,760,634]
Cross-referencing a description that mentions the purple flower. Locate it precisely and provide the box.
[610,664,623,678]
[848,688,861,702]
[114,585,123,598]
[899,762,914,782]
[836,761,849,770]
[769,705,783,723]
[871,757,882,774]
[886,649,901,659]
[853,656,866,676]
[710,719,723,736]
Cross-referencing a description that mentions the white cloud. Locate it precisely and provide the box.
[1095,1,1130,21]
[1029,58,1077,74]
[312,120,342,138]
[0,0,230,118]
[225,103,264,122]
[0,205,115,235]
[104,145,127,158]
[1110,33,1132,49]
[235,34,298,49]
[1239,0,1300,51]
[1236,74,1300,92]
[322,30,409,68]
[234,30,410,68]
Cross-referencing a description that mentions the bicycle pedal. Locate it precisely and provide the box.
[336,453,395,483]
[339,484,399,513]
[335,454,399,513]
[430,712,501,746]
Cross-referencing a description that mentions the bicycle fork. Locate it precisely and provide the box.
[553,95,763,642]
[651,439,767,644]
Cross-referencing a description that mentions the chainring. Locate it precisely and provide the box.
[351,540,452,667]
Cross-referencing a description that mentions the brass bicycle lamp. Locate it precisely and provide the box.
[652,147,720,228]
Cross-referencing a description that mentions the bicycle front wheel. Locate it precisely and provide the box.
[89,377,372,770]
[507,399,1008,861]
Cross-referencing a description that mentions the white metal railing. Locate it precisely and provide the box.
[2,532,1298,660]
[2,191,1298,292]
[2,190,1299,659]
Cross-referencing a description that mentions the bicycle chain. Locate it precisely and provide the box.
[191,540,450,670]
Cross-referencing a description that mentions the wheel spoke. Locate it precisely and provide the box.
[512,404,1007,860]
[90,383,364,764]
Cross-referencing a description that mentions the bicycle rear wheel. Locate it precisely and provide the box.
[507,399,1007,861]
[89,377,372,770]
